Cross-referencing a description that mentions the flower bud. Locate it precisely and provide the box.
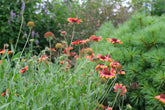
[30,39,34,42]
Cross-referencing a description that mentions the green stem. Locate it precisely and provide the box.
[95,43,97,54]
[99,76,117,104]
[49,40,52,61]
[111,91,119,109]
[12,27,32,81]
[121,95,124,110]
[20,27,32,59]
[151,102,158,110]
[64,35,68,48]
[69,24,75,48]
[13,8,25,56]
[78,45,80,56]
[31,42,33,56]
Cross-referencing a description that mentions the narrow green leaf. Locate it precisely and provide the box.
[0,103,10,109]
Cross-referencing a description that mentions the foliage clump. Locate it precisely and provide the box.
[94,13,165,109]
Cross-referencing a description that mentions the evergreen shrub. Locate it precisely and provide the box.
[94,13,165,109]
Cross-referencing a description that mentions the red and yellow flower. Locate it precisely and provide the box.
[155,94,165,104]
[61,31,67,35]
[89,35,102,42]
[95,64,108,71]
[1,89,9,97]
[85,53,95,61]
[20,66,28,73]
[49,48,56,52]
[60,61,64,65]
[67,17,82,24]
[38,55,48,62]
[0,49,6,54]
[7,50,13,54]
[104,106,113,110]
[71,39,90,45]
[97,54,113,62]
[71,40,83,45]
[82,39,90,44]
[62,47,75,56]
[106,38,122,44]
[99,68,116,79]
[63,47,73,53]
[68,52,76,56]
[114,83,127,95]
[118,70,126,75]
[110,61,122,70]
[74,55,79,59]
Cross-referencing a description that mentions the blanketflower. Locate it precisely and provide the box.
[95,64,108,71]
[21,59,26,62]
[110,61,122,70]
[20,66,28,73]
[63,47,73,53]
[110,68,117,74]
[7,50,13,54]
[71,40,83,45]
[97,54,113,62]
[74,55,79,59]
[89,35,102,42]
[106,38,122,44]
[99,69,116,79]
[67,17,82,24]
[72,39,89,45]
[62,47,75,56]
[114,83,127,95]
[104,106,113,110]
[61,31,67,35]
[15,94,18,97]
[1,89,9,97]
[44,32,54,38]
[81,39,90,44]
[118,70,126,75]
[71,39,90,45]
[48,48,56,52]
[0,49,6,54]
[155,94,165,104]
[68,52,76,56]
[85,53,95,61]
[107,107,112,110]
[60,61,64,65]
[38,55,48,62]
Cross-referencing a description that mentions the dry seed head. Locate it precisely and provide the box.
[4,43,9,49]
[86,48,94,55]
[44,32,54,38]
[55,43,63,49]
[27,21,35,27]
